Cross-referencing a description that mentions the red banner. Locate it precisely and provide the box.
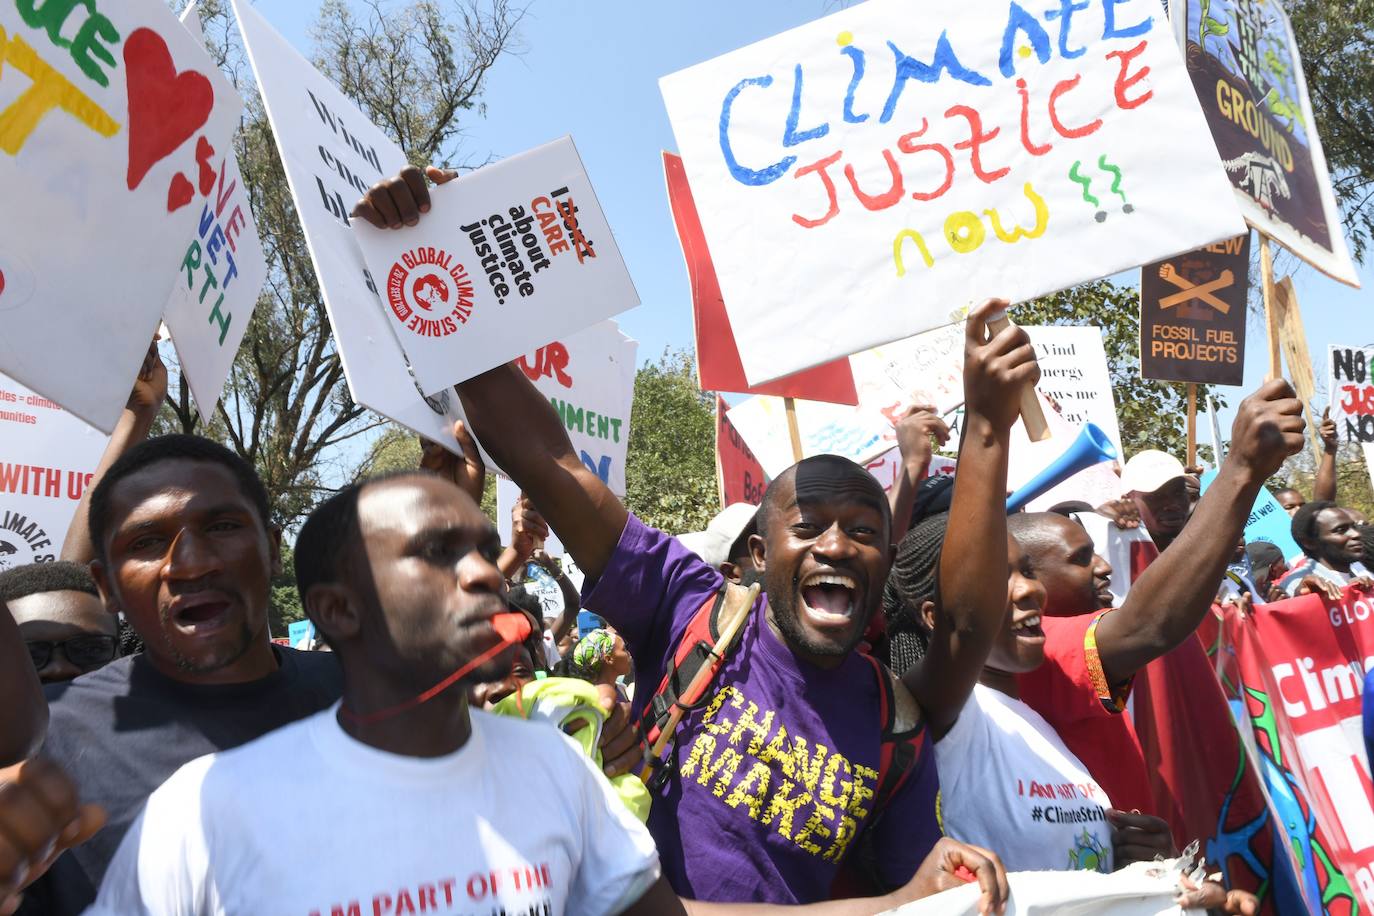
[664,152,858,405]
[716,395,767,507]
[1215,590,1374,914]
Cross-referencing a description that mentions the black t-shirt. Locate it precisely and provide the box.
[21,646,343,915]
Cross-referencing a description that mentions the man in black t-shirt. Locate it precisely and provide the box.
[3,434,344,915]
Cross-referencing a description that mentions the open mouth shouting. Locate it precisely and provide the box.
[799,570,862,631]
[166,590,235,637]
[1009,611,1045,645]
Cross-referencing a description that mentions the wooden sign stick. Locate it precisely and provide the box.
[784,397,805,464]
[986,312,1050,441]
[1259,234,1282,381]
[1186,383,1197,468]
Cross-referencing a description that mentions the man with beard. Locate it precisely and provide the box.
[1276,500,1374,598]
[1004,380,1307,815]
[5,435,345,915]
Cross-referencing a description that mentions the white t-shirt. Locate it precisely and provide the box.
[1279,557,1372,596]
[88,707,660,916]
[935,685,1115,874]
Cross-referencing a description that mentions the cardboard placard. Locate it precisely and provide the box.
[161,2,268,424]
[230,0,462,450]
[1272,277,1319,453]
[514,320,637,497]
[1172,0,1358,286]
[716,395,768,507]
[1139,234,1250,385]
[352,137,639,396]
[1329,345,1374,444]
[660,0,1245,385]
[0,0,243,431]
[0,372,108,566]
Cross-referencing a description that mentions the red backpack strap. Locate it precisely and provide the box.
[831,655,930,898]
[638,582,756,790]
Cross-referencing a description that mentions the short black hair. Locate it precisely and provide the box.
[295,469,433,602]
[1274,487,1303,498]
[1291,500,1338,553]
[758,455,890,537]
[1007,512,1081,555]
[88,435,271,562]
[0,561,98,602]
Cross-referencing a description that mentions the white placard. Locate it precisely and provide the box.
[162,2,267,424]
[0,1,243,431]
[0,372,109,566]
[230,0,463,449]
[660,0,1246,385]
[514,320,638,497]
[351,137,639,395]
[730,324,1120,483]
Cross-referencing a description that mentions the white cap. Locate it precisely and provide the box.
[677,503,759,569]
[1121,450,1186,495]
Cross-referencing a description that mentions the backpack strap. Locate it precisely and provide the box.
[638,581,758,788]
[834,655,929,896]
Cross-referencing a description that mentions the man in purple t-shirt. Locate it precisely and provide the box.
[444,311,1039,904]
[355,169,1035,907]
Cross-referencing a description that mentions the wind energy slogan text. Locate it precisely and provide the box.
[714,0,1157,275]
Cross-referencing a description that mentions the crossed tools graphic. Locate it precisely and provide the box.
[1157,263,1235,313]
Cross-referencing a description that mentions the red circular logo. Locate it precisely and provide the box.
[385,247,474,338]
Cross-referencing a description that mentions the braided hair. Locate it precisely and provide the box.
[881,512,949,676]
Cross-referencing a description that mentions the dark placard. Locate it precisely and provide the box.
[1140,234,1250,385]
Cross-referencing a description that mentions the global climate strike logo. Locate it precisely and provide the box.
[0,509,54,570]
[385,247,475,338]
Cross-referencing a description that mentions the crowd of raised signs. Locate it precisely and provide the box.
[1,164,1363,916]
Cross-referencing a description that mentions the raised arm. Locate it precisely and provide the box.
[1314,407,1338,503]
[61,342,166,563]
[353,166,629,579]
[497,494,550,580]
[0,602,46,765]
[904,301,1039,738]
[1095,380,1303,683]
[886,406,948,540]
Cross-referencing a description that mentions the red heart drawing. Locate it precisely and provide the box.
[124,28,214,192]
[195,136,216,196]
[0,270,6,298]
[167,172,195,212]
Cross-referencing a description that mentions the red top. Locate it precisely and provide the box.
[1017,611,1156,815]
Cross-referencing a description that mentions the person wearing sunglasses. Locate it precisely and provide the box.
[0,561,118,684]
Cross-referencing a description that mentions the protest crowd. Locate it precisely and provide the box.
[1,0,1372,914]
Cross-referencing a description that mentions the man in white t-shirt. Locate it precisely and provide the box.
[87,471,1008,916]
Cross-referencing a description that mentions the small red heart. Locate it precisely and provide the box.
[0,269,6,297]
[195,136,216,196]
[124,28,215,192]
[167,172,194,212]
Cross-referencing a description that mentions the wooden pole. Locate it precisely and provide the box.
[1186,383,1197,468]
[1259,234,1282,381]
[714,398,727,509]
[784,397,804,464]
[986,312,1050,441]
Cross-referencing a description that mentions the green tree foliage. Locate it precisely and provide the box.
[1278,443,1374,518]
[269,545,306,637]
[355,424,497,519]
[1289,0,1374,263]
[1015,280,1221,460]
[154,0,524,530]
[624,350,719,534]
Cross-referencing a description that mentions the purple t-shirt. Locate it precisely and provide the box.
[583,515,941,904]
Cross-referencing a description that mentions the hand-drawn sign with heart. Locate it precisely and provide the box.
[123,28,214,193]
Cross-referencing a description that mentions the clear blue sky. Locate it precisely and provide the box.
[251,0,1374,448]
